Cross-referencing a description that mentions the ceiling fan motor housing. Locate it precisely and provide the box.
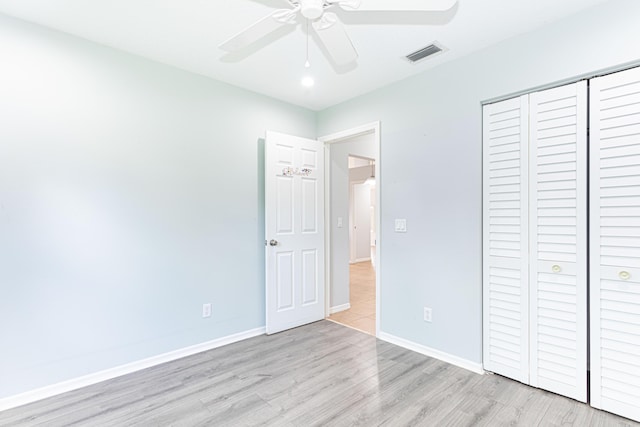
[300,0,325,20]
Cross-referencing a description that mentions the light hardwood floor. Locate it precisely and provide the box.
[1,321,637,426]
[329,261,376,335]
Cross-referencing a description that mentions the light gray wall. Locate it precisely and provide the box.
[0,14,315,399]
[317,0,640,363]
[329,134,376,309]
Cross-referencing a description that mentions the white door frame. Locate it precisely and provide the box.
[319,121,381,337]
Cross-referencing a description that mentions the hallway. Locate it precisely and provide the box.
[328,261,376,335]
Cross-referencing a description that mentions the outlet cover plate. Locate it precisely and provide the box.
[424,307,432,322]
[202,303,212,318]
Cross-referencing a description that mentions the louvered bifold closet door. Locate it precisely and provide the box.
[483,95,530,383]
[529,82,588,402]
[590,67,640,423]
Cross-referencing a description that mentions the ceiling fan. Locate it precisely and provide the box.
[219,0,457,66]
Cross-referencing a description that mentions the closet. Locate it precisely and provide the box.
[483,81,588,402]
[483,66,640,422]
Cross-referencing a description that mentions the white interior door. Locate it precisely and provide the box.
[351,182,371,263]
[482,94,530,384]
[529,81,588,402]
[590,67,640,422]
[265,131,325,335]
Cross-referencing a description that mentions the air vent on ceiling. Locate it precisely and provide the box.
[406,42,445,63]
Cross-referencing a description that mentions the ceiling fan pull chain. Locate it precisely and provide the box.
[305,19,311,68]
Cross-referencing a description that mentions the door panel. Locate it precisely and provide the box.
[266,131,325,334]
[301,178,318,233]
[276,251,294,311]
[529,81,588,403]
[276,176,294,234]
[483,95,530,383]
[590,67,640,422]
[301,249,318,305]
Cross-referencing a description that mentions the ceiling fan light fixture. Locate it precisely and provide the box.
[301,76,315,87]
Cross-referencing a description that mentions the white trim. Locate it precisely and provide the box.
[323,142,332,318]
[329,303,351,314]
[0,327,266,412]
[350,258,371,264]
[378,332,485,375]
[319,122,379,144]
[320,121,381,338]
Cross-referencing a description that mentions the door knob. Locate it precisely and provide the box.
[552,265,562,273]
[619,271,631,281]
[269,240,279,247]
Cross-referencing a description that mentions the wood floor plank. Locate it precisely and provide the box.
[1,320,638,427]
[378,364,484,426]
[487,382,554,426]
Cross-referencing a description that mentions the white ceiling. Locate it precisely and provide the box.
[0,0,613,111]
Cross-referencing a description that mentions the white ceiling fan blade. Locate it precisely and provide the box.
[312,13,358,66]
[219,8,298,52]
[332,0,457,12]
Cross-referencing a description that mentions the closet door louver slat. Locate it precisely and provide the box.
[591,67,640,423]
[529,82,588,402]
[483,95,530,383]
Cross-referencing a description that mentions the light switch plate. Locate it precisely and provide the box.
[202,303,212,318]
[395,219,407,233]
[337,217,343,228]
[424,307,432,322]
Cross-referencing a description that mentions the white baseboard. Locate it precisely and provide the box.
[329,303,351,314]
[349,258,371,264]
[378,332,485,375]
[0,326,266,413]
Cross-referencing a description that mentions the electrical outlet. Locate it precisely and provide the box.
[202,303,212,318]
[423,307,432,323]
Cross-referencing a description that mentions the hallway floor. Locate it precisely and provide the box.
[328,261,376,335]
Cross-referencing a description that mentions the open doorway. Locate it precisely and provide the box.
[330,156,376,334]
[321,124,379,336]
